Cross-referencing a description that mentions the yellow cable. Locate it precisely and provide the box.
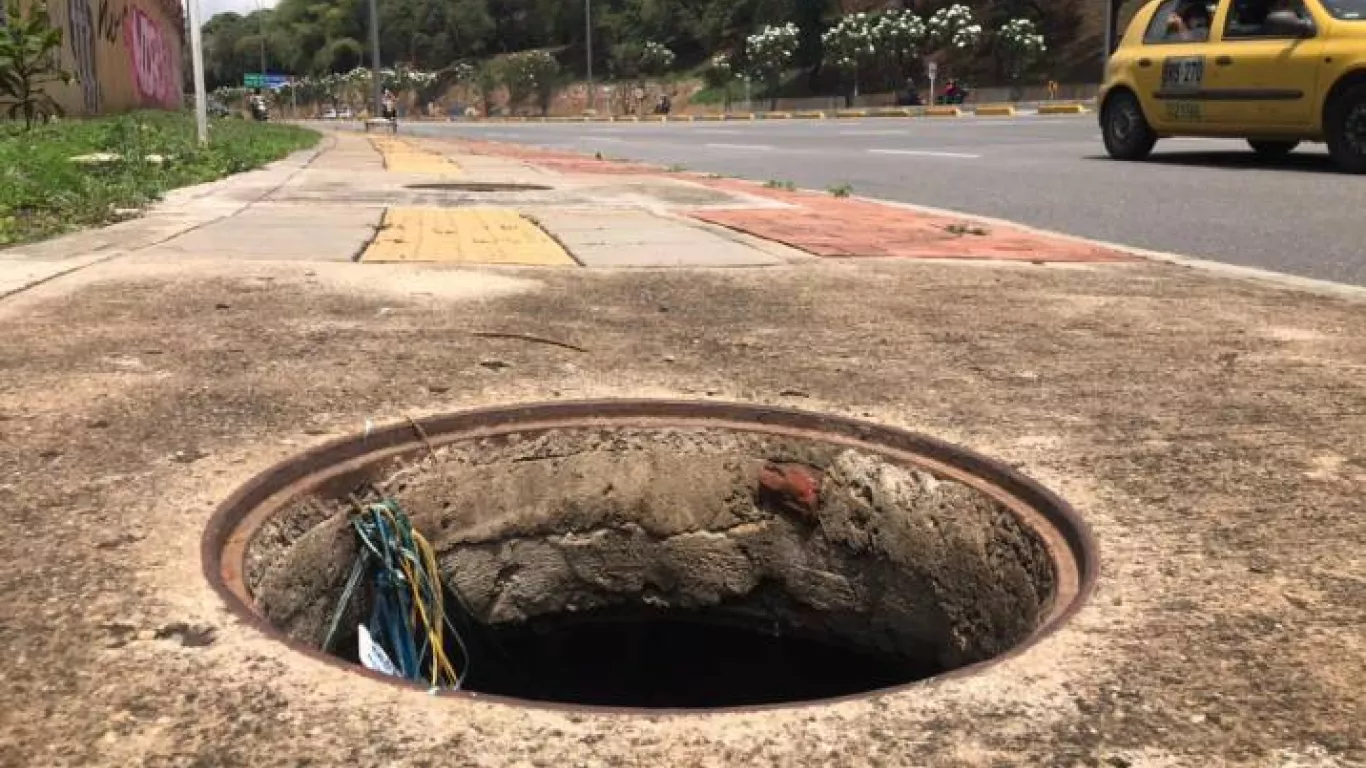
[371,503,460,687]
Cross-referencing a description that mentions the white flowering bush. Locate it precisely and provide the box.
[824,10,927,93]
[704,53,733,88]
[638,41,677,76]
[501,50,562,113]
[449,62,477,83]
[927,4,982,52]
[997,18,1047,80]
[821,13,877,74]
[746,22,800,86]
[874,9,927,68]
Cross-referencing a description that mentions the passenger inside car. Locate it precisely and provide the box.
[1165,0,1214,40]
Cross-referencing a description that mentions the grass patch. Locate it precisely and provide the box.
[764,179,797,191]
[828,183,853,198]
[0,111,319,246]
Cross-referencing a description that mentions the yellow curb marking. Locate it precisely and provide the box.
[369,137,462,174]
[361,208,576,266]
[975,105,1017,117]
[1038,103,1091,115]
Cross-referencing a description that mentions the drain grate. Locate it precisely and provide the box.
[205,400,1096,712]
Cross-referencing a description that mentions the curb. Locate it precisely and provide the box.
[458,103,1098,124]
[974,105,1016,117]
[1038,103,1089,115]
[854,196,1366,304]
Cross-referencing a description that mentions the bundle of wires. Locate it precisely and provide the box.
[326,497,468,689]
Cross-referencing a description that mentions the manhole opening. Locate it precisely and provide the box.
[404,182,552,192]
[212,402,1092,712]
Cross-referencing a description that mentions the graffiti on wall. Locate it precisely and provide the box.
[96,0,127,44]
[123,6,174,106]
[68,0,102,113]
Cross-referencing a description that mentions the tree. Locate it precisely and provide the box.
[500,50,561,114]
[996,18,1046,85]
[475,60,500,116]
[0,0,72,129]
[872,10,926,90]
[745,22,799,110]
[925,4,982,76]
[703,52,733,108]
[638,41,676,77]
[821,13,875,99]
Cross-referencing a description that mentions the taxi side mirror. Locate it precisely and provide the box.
[1265,10,1315,37]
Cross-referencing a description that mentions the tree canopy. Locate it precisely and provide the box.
[199,0,1095,91]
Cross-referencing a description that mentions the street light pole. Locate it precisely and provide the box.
[585,0,594,112]
[187,0,208,144]
[368,0,382,117]
[254,0,266,78]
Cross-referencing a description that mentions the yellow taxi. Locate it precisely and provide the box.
[1099,0,1366,172]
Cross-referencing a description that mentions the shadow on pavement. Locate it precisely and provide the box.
[1083,151,1339,174]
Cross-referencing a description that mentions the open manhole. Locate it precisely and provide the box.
[404,182,553,192]
[205,401,1095,711]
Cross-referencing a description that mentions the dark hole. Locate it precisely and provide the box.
[404,182,552,192]
[340,606,941,708]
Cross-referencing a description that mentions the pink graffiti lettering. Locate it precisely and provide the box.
[124,8,175,106]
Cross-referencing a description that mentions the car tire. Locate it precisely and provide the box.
[1102,91,1157,162]
[1247,139,1299,158]
[1326,83,1366,174]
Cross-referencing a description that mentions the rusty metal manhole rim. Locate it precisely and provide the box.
[202,399,1098,715]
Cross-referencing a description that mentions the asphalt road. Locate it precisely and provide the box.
[400,115,1365,286]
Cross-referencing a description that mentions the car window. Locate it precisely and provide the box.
[1145,0,1216,43]
[1320,0,1366,19]
[1225,0,1312,36]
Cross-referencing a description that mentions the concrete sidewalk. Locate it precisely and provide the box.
[0,130,1362,767]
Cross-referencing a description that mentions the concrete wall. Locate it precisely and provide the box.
[10,0,186,116]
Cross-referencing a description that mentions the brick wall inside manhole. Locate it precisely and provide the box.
[207,401,1093,711]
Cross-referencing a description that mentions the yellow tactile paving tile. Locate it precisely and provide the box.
[361,207,577,266]
[369,137,461,174]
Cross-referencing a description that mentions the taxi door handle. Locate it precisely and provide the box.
[1138,58,1153,67]
[1215,56,1233,66]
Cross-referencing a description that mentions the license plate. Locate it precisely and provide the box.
[1161,57,1205,91]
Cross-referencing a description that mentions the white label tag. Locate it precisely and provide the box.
[357,625,399,677]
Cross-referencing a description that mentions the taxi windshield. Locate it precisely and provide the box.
[1321,0,1366,19]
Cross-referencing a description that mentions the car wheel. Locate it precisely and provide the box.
[1326,84,1366,174]
[1247,139,1299,158]
[1102,91,1157,161]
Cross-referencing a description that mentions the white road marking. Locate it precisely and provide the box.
[587,136,627,142]
[840,130,904,136]
[868,148,981,159]
[705,143,775,151]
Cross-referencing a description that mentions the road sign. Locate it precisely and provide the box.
[244,73,292,89]
[926,61,938,80]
